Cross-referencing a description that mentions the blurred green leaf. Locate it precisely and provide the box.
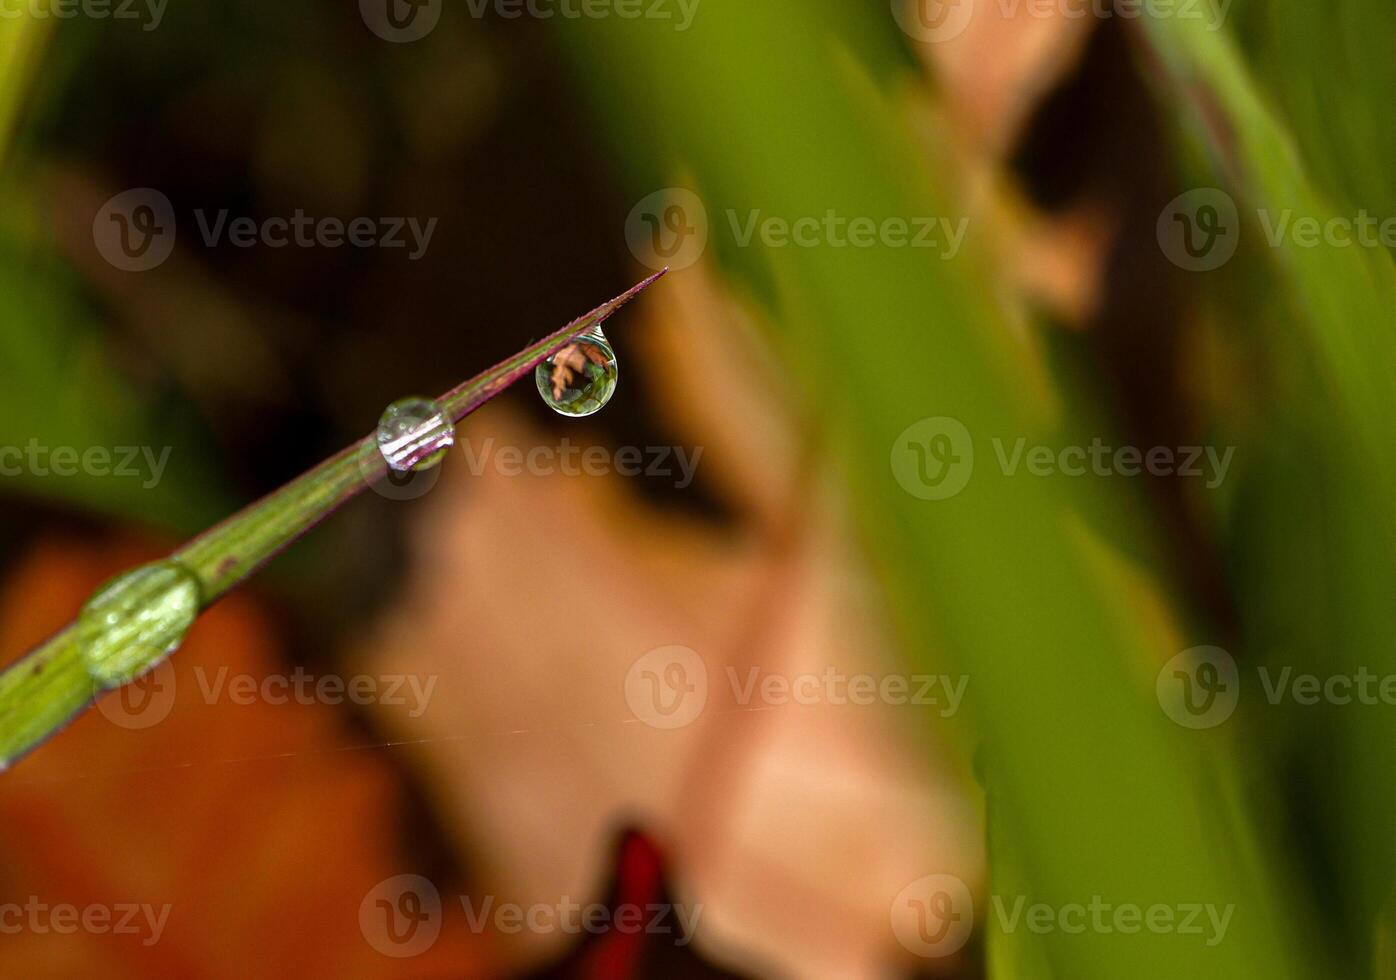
[1232,0,1396,229]
[0,20,223,530]
[0,213,222,530]
[1140,11,1396,972]
[561,4,1300,975]
[0,15,49,158]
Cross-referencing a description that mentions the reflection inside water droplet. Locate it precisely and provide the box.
[77,560,202,689]
[535,327,618,418]
[376,397,456,472]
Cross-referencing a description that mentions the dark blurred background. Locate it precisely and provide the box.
[3,0,1393,977]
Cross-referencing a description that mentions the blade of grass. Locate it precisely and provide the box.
[559,4,1298,975]
[1230,0,1396,233]
[1136,11,1396,966]
[0,270,665,771]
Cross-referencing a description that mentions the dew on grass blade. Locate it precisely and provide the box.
[536,326,619,417]
[77,560,202,689]
[0,272,668,771]
[376,396,456,472]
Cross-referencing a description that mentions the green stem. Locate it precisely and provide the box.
[0,270,665,770]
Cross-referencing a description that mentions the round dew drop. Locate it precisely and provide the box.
[535,327,618,418]
[77,560,202,689]
[376,397,456,472]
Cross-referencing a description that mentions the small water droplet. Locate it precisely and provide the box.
[78,560,202,689]
[376,397,456,472]
[535,327,618,418]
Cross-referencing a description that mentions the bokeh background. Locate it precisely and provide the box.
[2,1,1394,977]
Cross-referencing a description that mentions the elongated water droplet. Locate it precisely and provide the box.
[78,560,202,689]
[536,326,618,418]
[376,396,456,472]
